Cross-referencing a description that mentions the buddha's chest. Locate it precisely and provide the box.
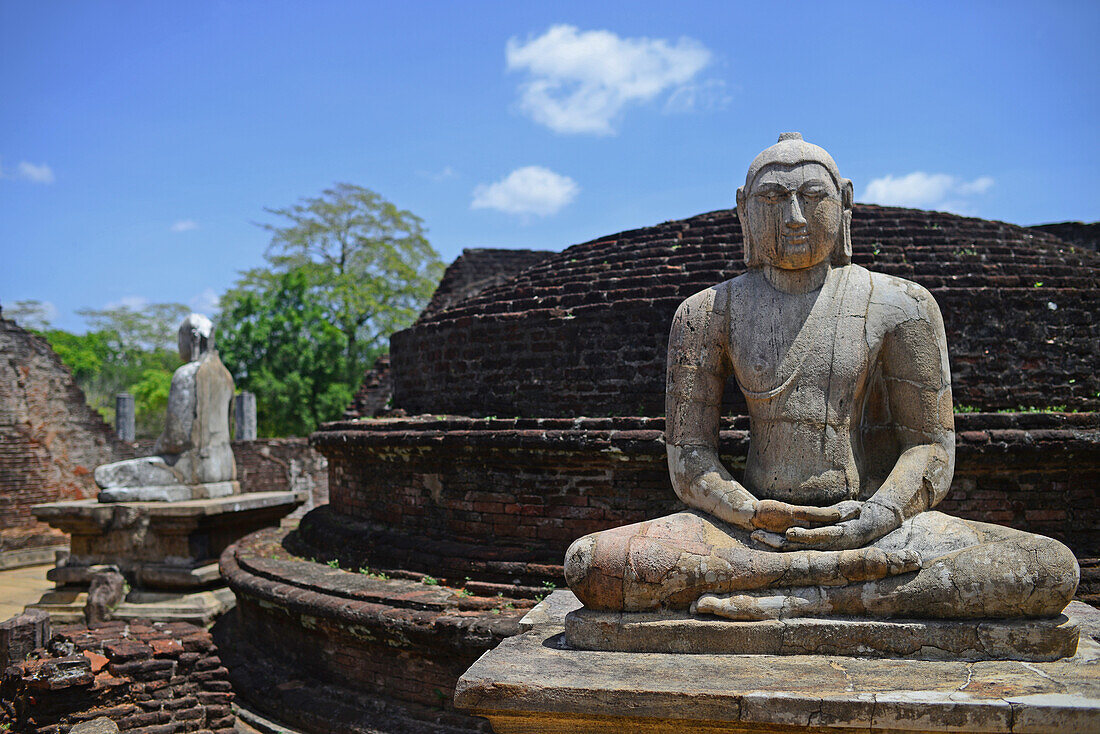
[728,289,874,404]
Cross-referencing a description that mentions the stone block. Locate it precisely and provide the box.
[565,605,1082,661]
[0,608,50,667]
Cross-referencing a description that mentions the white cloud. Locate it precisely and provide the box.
[171,219,199,232]
[664,79,732,114]
[472,166,579,217]
[189,288,220,315]
[17,162,54,184]
[105,295,150,311]
[862,172,995,214]
[506,25,713,135]
[0,157,55,184]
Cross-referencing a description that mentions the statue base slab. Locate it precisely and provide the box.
[29,492,305,623]
[566,607,1081,662]
[456,591,1100,734]
[97,480,240,503]
[26,586,236,627]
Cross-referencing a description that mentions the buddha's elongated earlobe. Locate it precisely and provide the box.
[835,178,854,265]
[736,186,756,268]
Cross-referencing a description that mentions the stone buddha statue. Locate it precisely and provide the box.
[564,134,1079,621]
[95,313,239,503]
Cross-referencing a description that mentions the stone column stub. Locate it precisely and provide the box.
[235,391,257,441]
[115,393,135,442]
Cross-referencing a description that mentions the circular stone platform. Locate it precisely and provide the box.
[219,526,527,733]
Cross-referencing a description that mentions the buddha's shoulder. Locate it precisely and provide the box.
[676,271,767,317]
[857,265,944,326]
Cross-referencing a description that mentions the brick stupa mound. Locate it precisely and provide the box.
[223,206,1100,733]
[394,205,1098,417]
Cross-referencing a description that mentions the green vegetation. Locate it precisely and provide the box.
[421,575,439,586]
[217,184,443,436]
[10,299,189,437]
[358,567,390,580]
[534,579,557,602]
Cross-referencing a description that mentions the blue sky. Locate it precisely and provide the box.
[2,1,1097,332]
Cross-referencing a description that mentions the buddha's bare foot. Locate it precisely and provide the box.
[692,590,825,620]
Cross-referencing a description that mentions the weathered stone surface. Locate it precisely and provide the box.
[83,566,125,625]
[455,595,1100,733]
[565,599,1084,661]
[564,135,1080,628]
[95,313,238,503]
[69,716,119,734]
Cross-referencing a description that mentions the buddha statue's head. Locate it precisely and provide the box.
[736,133,853,270]
[178,313,215,362]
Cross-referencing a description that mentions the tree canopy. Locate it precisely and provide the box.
[217,183,443,436]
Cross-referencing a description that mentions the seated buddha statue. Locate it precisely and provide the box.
[95,313,239,503]
[564,134,1078,621]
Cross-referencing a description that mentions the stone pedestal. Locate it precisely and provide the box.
[565,607,1081,662]
[29,491,305,625]
[455,591,1100,733]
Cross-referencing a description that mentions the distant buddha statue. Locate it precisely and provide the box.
[565,134,1079,620]
[96,313,239,502]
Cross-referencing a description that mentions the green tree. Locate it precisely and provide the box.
[217,184,443,435]
[217,268,354,436]
[258,183,443,384]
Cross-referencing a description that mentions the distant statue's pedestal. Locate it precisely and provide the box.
[29,491,305,625]
[456,590,1100,734]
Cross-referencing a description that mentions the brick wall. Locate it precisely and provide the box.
[311,412,1100,576]
[231,438,327,517]
[1031,221,1099,252]
[0,620,233,733]
[420,248,554,320]
[0,318,128,555]
[391,205,1099,417]
[220,529,519,733]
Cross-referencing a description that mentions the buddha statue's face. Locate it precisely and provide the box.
[742,161,844,271]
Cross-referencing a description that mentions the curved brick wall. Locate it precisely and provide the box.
[391,205,1099,417]
[310,412,1100,572]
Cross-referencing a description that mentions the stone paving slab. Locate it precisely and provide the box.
[456,592,1100,733]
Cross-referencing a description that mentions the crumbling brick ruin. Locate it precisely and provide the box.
[393,206,1098,417]
[0,317,127,564]
[1,619,234,733]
